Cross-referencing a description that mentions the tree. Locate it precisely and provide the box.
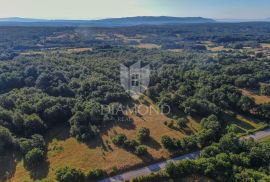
[260,84,270,96]
[43,103,71,126]
[176,118,188,129]
[137,127,150,142]
[135,145,148,156]
[112,134,127,146]
[0,126,14,153]
[237,96,256,113]
[161,136,175,150]
[182,97,220,117]
[86,169,107,181]
[24,114,46,136]
[55,167,85,182]
[219,133,240,153]
[200,115,220,131]
[124,139,139,151]
[24,148,46,169]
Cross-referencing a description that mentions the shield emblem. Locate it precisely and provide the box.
[120,61,150,99]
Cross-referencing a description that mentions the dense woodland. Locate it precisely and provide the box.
[0,23,270,182]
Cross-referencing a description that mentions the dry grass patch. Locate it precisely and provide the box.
[241,89,270,104]
[203,41,230,52]
[10,99,193,182]
[235,114,265,130]
[222,112,266,134]
[261,43,270,49]
[259,135,270,143]
[135,43,161,49]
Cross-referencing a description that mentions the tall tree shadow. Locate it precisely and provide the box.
[144,137,161,150]
[45,123,71,143]
[28,160,50,180]
[0,151,21,181]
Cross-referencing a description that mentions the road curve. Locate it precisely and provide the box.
[99,128,270,182]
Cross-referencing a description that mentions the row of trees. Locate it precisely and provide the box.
[111,127,150,156]
[134,133,270,182]
[161,115,221,152]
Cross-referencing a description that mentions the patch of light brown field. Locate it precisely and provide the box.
[241,89,270,104]
[261,43,270,49]
[9,98,197,182]
[135,43,161,49]
[202,41,230,52]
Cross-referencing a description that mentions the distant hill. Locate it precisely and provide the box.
[0,16,215,27]
[0,17,47,22]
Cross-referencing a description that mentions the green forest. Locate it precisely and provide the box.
[0,23,270,182]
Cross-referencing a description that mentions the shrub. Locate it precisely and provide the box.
[176,118,188,129]
[86,168,107,180]
[55,166,85,182]
[167,120,174,128]
[137,127,150,142]
[124,139,139,150]
[24,114,46,136]
[24,148,46,169]
[260,84,270,96]
[161,136,175,150]
[0,126,14,153]
[112,134,127,146]
[111,166,118,175]
[135,145,148,156]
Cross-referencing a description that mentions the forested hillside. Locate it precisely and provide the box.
[0,23,270,182]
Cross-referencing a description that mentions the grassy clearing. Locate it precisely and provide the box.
[168,49,183,52]
[135,43,161,49]
[222,112,267,135]
[10,98,195,182]
[114,33,142,44]
[261,43,270,49]
[241,89,270,104]
[20,47,92,56]
[203,41,230,52]
[259,135,270,143]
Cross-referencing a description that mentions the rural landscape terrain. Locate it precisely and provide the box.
[0,17,270,182]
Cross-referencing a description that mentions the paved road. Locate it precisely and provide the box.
[99,151,199,182]
[241,128,270,141]
[99,128,270,182]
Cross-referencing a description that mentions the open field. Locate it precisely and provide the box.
[203,41,230,52]
[20,47,92,56]
[222,112,267,135]
[261,43,270,49]
[241,89,270,104]
[134,43,161,49]
[9,98,197,182]
[259,135,270,143]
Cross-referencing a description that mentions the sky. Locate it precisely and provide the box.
[0,0,269,20]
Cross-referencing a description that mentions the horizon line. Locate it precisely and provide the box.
[0,16,269,21]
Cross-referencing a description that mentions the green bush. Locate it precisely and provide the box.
[55,166,85,182]
[135,145,148,156]
[112,134,127,146]
[124,139,139,150]
[137,127,150,142]
[86,168,107,180]
[24,148,46,169]
[161,136,175,150]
